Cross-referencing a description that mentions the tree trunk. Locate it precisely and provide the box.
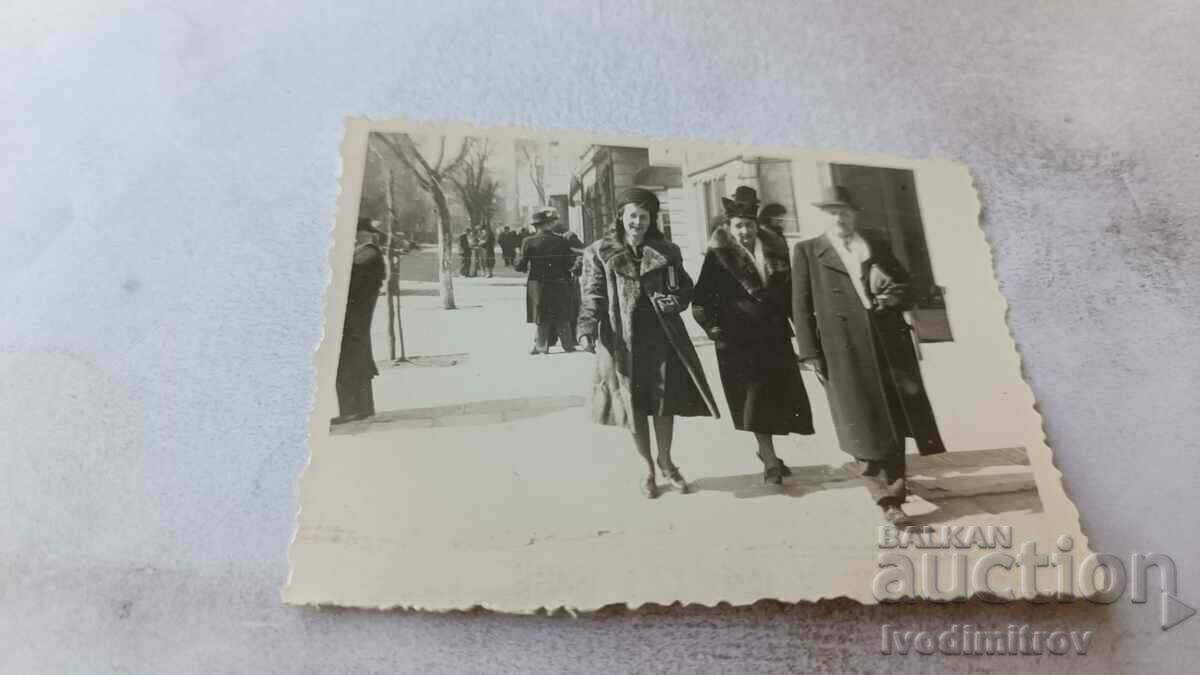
[385,169,398,360]
[430,183,457,309]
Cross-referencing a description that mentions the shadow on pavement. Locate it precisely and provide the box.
[691,447,1044,522]
[330,394,587,435]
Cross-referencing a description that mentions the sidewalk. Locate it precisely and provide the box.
[300,269,1050,609]
[340,269,1042,518]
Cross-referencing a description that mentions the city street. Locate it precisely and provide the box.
[295,246,1051,610]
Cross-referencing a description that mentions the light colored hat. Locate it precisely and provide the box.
[812,185,860,210]
[530,207,559,226]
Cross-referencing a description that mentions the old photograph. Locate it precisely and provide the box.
[285,119,1089,611]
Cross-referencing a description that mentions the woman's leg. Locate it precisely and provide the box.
[630,415,655,476]
[631,415,658,498]
[755,433,779,466]
[653,416,689,492]
[756,433,785,484]
[652,415,676,469]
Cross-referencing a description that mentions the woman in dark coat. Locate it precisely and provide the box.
[578,188,720,499]
[693,189,814,483]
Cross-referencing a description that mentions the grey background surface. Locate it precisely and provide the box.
[2,1,1199,673]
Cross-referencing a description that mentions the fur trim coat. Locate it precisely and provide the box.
[693,227,814,435]
[577,235,719,428]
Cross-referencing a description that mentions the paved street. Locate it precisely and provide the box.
[341,248,1042,518]
[296,250,1054,609]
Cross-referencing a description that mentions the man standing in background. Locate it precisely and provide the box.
[498,226,518,267]
[333,217,387,424]
[516,208,578,354]
[552,216,586,351]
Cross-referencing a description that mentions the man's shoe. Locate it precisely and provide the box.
[883,505,911,527]
[330,412,370,425]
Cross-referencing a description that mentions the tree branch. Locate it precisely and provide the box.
[374,134,433,191]
[440,137,473,178]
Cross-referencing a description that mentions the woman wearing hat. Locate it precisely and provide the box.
[692,187,814,483]
[577,187,720,498]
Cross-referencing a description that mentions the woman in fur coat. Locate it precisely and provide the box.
[577,187,720,499]
[692,188,814,484]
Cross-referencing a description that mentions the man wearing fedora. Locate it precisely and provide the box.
[791,185,946,526]
[515,207,578,355]
[333,217,387,425]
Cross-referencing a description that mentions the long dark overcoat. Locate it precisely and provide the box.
[516,231,577,325]
[693,227,814,436]
[791,233,946,460]
[337,243,386,392]
[577,234,720,429]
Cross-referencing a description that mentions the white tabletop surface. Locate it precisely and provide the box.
[2,2,1198,673]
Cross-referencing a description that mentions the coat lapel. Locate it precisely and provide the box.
[708,226,793,299]
[600,237,672,279]
[814,234,850,276]
[638,242,670,277]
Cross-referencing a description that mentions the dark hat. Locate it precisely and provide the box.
[758,202,787,221]
[615,186,661,215]
[531,207,559,226]
[357,216,383,235]
[721,185,760,219]
[812,185,860,211]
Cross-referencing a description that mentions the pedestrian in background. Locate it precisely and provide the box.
[480,225,496,278]
[498,226,518,267]
[553,217,586,350]
[577,188,720,499]
[457,229,472,277]
[467,226,486,277]
[333,217,386,424]
[693,187,814,484]
[757,202,789,238]
[516,208,578,354]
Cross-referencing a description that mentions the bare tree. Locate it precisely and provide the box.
[448,140,502,229]
[518,140,547,206]
[371,132,471,310]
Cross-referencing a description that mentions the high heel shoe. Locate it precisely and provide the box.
[756,452,792,478]
[763,464,784,485]
[658,463,690,494]
[641,476,659,499]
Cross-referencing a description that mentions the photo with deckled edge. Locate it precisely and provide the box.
[285,118,1090,612]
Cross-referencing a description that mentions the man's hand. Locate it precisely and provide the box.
[578,335,596,353]
[800,356,827,383]
[706,326,728,350]
[872,293,902,310]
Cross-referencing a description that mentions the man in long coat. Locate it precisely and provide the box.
[515,208,578,354]
[498,226,518,267]
[792,186,946,526]
[334,217,387,424]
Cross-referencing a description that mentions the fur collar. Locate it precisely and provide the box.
[594,235,674,278]
[706,226,790,298]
